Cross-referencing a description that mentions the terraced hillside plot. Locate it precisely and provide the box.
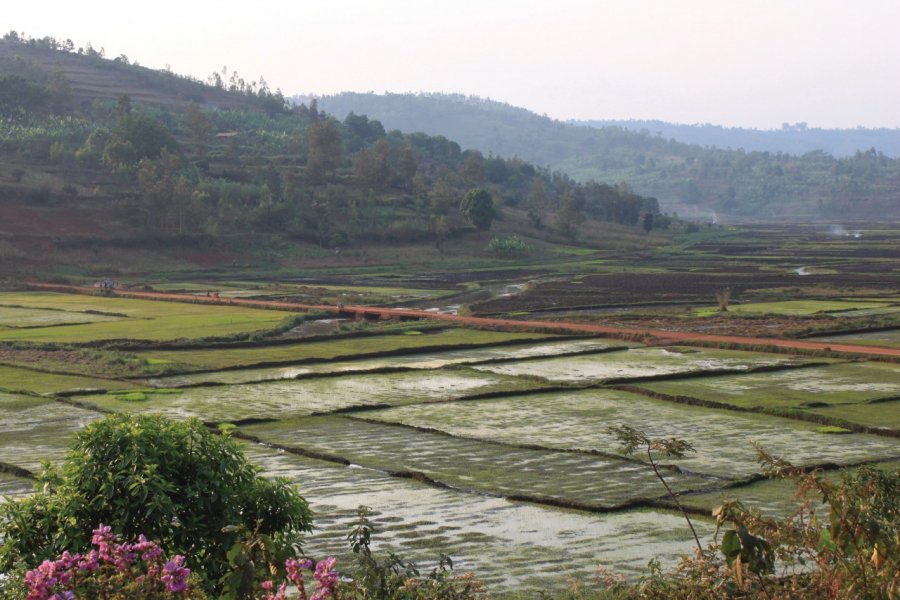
[0,393,101,472]
[0,365,137,394]
[0,305,124,328]
[241,417,716,508]
[241,443,714,591]
[141,338,628,387]
[0,292,288,342]
[639,362,900,429]
[139,329,560,370]
[472,347,806,383]
[362,390,900,479]
[81,368,547,421]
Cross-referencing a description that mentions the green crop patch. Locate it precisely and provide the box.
[816,328,900,349]
[639,362,900,429]
[140,338,627,387]
[0,364,138,394]
[240,443,713,592]
[697,299,895,317]
[81,368,549,421]
[0,305,124,328]
[472,347,804,383]
[242,416,716,508]
[362,390,900,479]
[139,329,561,370]
[0,393,102,472]
[0,292,288,342]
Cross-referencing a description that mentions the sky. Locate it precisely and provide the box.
[5,0,900,129]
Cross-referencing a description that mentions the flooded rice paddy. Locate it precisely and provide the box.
[2,327,897,594]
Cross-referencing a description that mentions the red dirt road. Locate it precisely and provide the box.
[25,282,900,359]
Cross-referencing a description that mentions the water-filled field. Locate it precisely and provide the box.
[361,390,900,478]
[140,338,624,387]
[0,392,101,471]
[240,443,715,591]
[639,362,900,429]
[2,290,897,594]
[472,347,808,382]
[80,369,549,421]
[241,416,716,507]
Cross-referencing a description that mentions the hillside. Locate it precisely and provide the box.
[574,120,900,159]
[0,35,666,280]
[306,92,900,220]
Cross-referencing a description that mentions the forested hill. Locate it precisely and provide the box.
[574,120,900,159]
[305,92,900,220]
[0,34,667,276]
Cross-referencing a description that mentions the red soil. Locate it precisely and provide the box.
[26,282,900,359]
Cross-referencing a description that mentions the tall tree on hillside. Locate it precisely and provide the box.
[460,188,495,230]
[182,103,213,158]
[306,118,342,184]
[557,188,585,240]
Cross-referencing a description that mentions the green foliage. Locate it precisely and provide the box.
[487,235,528,257]
[607,425,702,552]
[0,414,312,589]
[459,188,495,230]
[341,506,486,599]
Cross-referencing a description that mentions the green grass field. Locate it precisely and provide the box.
[0,364,138,394]
[0,292,290,342]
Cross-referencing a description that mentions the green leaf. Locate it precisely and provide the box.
[721,530,742,564]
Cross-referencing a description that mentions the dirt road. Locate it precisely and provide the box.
[26,282,900,358]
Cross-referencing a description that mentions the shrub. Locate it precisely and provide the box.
[486,235,528,258]
[0,414,312,591]
[17,524,206,599]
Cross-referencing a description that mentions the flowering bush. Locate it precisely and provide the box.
[0,414,311,589]
[20,524,204,600]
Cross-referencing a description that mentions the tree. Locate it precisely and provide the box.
[183,103,213,158]
[0,414,312,589]
[556,189,584,239]
[641,211,654,233]
[306,118,342,184]
[459,188,495,230]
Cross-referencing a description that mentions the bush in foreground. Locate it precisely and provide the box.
[0,414,312,591]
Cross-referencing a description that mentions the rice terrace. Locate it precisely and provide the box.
[1,17,899,599]
[2,220,899,595]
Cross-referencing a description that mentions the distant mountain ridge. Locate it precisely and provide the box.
[300,92,900,220]
[573,119,900,159]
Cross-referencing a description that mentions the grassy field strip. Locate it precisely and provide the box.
[240,442,714,591]
[240,416,718,509]
[694,299,896,317]
[0,364,139,394]
[358,390,900,480]
[815,328,900,349]
[0,305,125,328]
[0,292,289,343]
[77,369,552,422]
[137,329,564,370]
[138,338,629,387]
[471,346,805,383]
[636,362,900,431]
[0,393,102,472]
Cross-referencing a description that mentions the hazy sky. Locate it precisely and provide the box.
[6,0,899,128]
